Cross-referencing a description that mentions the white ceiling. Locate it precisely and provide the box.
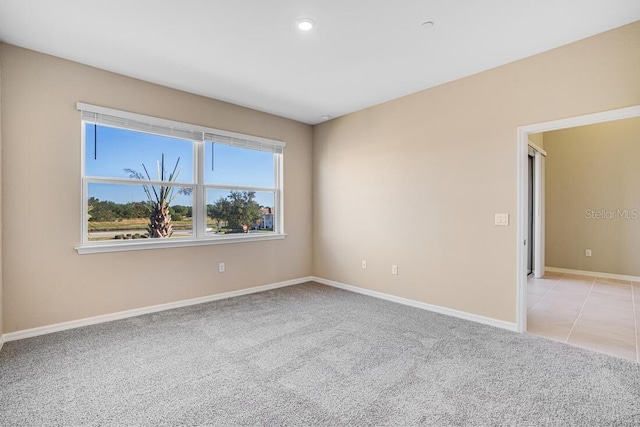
[1,1,639,125]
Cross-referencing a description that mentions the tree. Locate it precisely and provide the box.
[87,198,151,222]
[172,205,189,216]
[170,205,189,221]
[210,191,262,232]
[125,154,192,238]
[88,197,118,222]
[209,198,232,230]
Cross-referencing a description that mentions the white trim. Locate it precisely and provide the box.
[2,276,313,343]
[80,122,88,246]
[203,183,276,193]
[533,152,544,278]
[516,127,529,332]
[545,266,640,283]
[527,140,547,157]
[85,176,194,187]
[1,276,518,345]
[79,103,285,251]
[76,233,286,254]
[85,178,276,196]
[516,105,640,333]
[519,105,640,134]
[275,152,284,234]
[632,285,639,364]
[77,102,285,148]
[313,277,518,332]
[195,136,205,238]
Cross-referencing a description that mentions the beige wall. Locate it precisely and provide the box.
[2,22,640,334]
[529,133,544,149]
[0,44,313,333]
[313,22,640,323]
[545,117,640,276]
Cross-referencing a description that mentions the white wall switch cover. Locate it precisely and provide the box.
[495,213,509,226]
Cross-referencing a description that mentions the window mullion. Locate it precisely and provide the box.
[275,153,283,234]
[202,184,277,193]
[82,177,89,244]
[81,121,88,245]
[195,140,206,238]
[85,176,194,187]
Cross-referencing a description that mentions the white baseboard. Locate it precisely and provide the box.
[1,276,314,343]
[312,276,518,332]
[545,266,640,282]
[1,275,518,345]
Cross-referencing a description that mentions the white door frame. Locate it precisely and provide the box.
[533,149,545,279]
[526,145,545,279]
[515,105,640,333]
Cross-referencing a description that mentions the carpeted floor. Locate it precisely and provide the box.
[1,282,639,426]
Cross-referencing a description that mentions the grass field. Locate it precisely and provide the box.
[86,218,273,241]
[87,218,217,232]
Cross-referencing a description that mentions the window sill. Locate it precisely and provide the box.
[76,233,286,255]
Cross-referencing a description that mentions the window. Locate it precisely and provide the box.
[78,103,285,254]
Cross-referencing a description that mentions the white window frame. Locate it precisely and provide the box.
[76,103,285,254]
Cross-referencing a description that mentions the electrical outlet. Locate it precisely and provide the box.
[495,213,509,226]
[391,265,398,275]
[585,250,592,257]
[362,260,367,269]
[219,262,225,273]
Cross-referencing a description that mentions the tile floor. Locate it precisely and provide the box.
[527,271,639,362]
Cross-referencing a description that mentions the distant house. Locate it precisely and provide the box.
[261,207,274,229]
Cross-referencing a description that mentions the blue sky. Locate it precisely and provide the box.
[86,124,275,207]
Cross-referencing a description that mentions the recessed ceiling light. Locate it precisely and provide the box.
[421,21,434,28]
[297,19,315,32]
[321,115,331,120]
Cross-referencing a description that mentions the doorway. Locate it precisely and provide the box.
[525,140,545,279]
[524,117,640,361]
[515,105,640,333]
[527,154,534,276]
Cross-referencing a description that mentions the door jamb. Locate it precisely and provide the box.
[526,147,546,279]
[515,105,640,333]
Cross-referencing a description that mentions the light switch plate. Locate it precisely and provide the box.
[495,213,509,226]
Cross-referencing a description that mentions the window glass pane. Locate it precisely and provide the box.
[87,183,193,241]
[205,143,274,188]
[205,189,275,235]
[85,124,194,183]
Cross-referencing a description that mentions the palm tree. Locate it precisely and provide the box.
[125,154,191,238]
